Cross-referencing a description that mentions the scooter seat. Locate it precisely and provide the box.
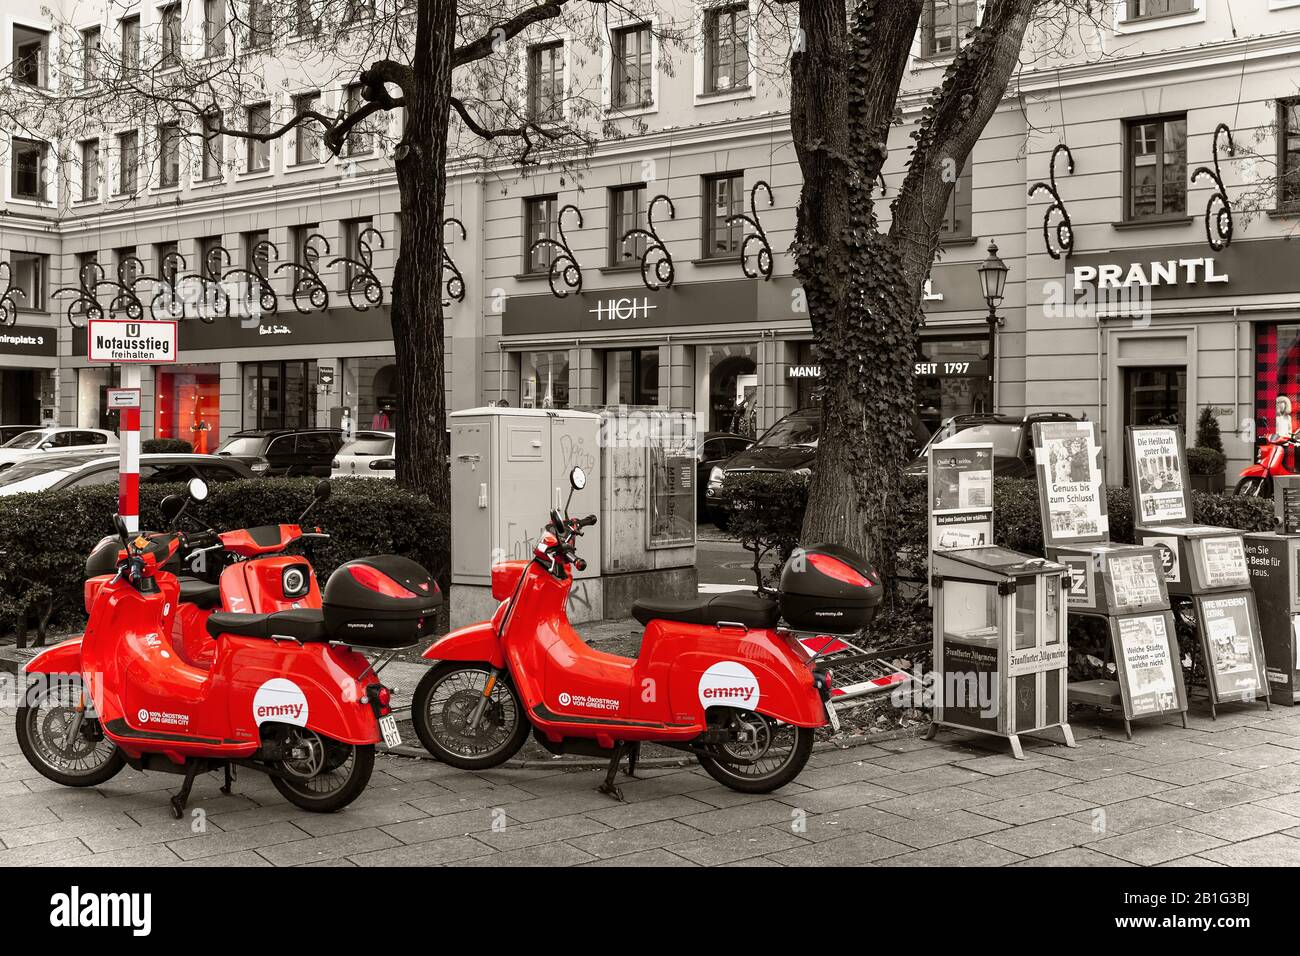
[178,576,222,610]
[631,592,779,630]
[206,608,329,642]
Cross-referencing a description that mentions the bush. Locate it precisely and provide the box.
[1195,405,1225,454]
[724,471,809,590]
[142,438,193,454]
[1187,446,1227,476]
[0,477,449,647]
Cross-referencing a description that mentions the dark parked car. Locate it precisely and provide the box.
[902,411,1080,480]
[697,432,753,511]
[0,453,255,496]
[215,428,344,477]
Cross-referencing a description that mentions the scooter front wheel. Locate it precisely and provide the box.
[15,679,125,788]
[412,662,530,770]
[270,731,374,813]
[1233,476,1272,498]
[696,709,814,794]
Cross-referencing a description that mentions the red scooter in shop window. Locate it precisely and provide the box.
[411,466,883,799]
[17,479,440,817]
[1235,432,1299,497]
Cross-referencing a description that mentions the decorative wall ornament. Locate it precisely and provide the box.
[276,233,331,314]
[528,204,583,298]
[1191,123,1235,251]
[328,226,385,311]
[0,261,23,325]
[224,239,280,316]
[442,218,467,303]
[55,257,146,327]
[621,194,676,291]
[192,243,233,322]
[724,180,775,280]
[1027,143,1075,260]
[149,250,188,320]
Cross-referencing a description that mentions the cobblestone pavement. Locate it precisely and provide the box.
[6,699,1300,866]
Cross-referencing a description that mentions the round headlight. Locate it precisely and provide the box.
[282,565,309,598]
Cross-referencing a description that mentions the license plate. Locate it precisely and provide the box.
[379,714,402,748]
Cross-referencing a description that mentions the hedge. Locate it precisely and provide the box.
[0,477,449,647]
[141,438,194,454]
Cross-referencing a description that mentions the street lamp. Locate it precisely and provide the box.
[976,240,1008,405]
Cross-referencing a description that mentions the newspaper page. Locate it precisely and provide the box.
[1037,421,1105,540]
[1117,615,1179,717]
[1132,427,1187,522]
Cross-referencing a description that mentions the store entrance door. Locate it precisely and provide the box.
[0,369,41,424]
[1122,365,1187,484]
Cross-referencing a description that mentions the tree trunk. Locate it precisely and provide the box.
[389,0,455,530]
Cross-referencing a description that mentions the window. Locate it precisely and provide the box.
[294,0,318,36]
[80,139,100,201]
[11,139,48,202]
[242,230,269,299]
[341,0,375,27]
[13,27,48,88]
[246,103,271,172]
[120,16,141,74]
[158,123,182,188]
[155,241,181,284]
[605,348,659,405]
[77,251,99,288]
[242,361,317,429]
[1125,115,1187,220]
[293,92,322,164]
[1279,98,1300,211]
[159,4,182,68]
[204,0,227,56]
[201,113,223,179]
[703,173,744,258]
[115,246,140,284]
[118,130,139,193]
[9,254,45,310]
[341,218,372,289]
[520,351,570,409]
[704,3,749,93]
[609,184,646,264]
[81,27,101,84]
[249,0,272,48]
[1127,0,1195,20]
[523,196,557,274]
[527,42,564,122]
[920,0,977,58]
[291,223,319,266]
[343,83,374,155]
[612,24,652,109]
[940,162,973,239]
[198,235,223,276]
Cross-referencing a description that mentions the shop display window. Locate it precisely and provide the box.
[703,343,757,434]
[341,356,397,432]
[155,365,220,452]
[77,366,120,431]
[521,350,569,409]
[243,360,317,430]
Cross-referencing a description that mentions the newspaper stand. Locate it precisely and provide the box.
[1031,421,1188,736]
[926,547,1075,759]
[1244,475,1300,705]
[1127,425,1269,717]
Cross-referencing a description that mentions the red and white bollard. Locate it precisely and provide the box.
[117,365,142,534]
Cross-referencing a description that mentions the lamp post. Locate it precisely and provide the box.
[976,240,1008,411]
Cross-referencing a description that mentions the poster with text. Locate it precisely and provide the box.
[1117,614,1181,717]
[1131,427,1188,523]
[1036,421,1106,541]
[1107,552,1164,609]
[931,446,993,511]
[1200,594,1263,700]
[1199,536,1250,589]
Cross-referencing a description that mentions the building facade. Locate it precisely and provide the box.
[3,0,1300,484]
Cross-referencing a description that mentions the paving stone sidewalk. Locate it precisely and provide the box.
[6,696,1300,866]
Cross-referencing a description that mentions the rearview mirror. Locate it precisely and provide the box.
[187,477,209,502]
[314,479,332,501]
[570,467,586,491]
[159,494,186,527]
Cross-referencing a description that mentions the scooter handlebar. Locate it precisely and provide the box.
[575,514,597,528]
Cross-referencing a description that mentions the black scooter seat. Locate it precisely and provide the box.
[178,576,222,610]
[206,608,329,642]
[630,592,778,630]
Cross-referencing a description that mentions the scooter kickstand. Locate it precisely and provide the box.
[625,741,641,779]
[220,764,236,796]
[597,743,628,802]
[170,763,202,820]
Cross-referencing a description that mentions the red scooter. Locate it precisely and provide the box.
[1236,432,1298,497]
[17,480,439,817]
[412,467,881,798]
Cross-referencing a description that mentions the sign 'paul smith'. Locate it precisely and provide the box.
[1071,257,1228,291]
[87,319,177,364]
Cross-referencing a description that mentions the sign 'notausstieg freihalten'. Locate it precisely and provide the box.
[87,320,177,364]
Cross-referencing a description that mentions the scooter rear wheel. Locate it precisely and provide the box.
[696,709,814,794]
[412,662,530,770]
[270,732,374,813]
[16,679,125,788]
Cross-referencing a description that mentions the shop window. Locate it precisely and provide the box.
[0,369,52,425]
[1254,324,1300,470]
[521,350,570,409]
[527,41,564,122]
[11,138,48,202]
[77,366,121,431]
[703,3,749,93]
[611,23,652,109]
[243,360,317,429]
[605,348,659,406]
[1125,114,1187,220]
[609,184,645,265]
[1127,0,1194,20]
[704,344,757,435]
[920,0,976,58]
[703,172,744,258]
[9,253,46,311]
[524,195,557,274]
[914,336,991,434]
[940,162,973,239]
[342,357,397,431]
[1279,97,1300,211]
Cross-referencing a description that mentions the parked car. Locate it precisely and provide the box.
[0,427,118,471]
[332,430,396,478]
[0,424,39,446]
[902,412,1080,480]
[0,452,256,496]
[214,428,343,477]
[697,432,753,511]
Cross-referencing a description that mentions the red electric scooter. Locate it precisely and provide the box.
[1235,432,1298,497]
[18,480,439,817]
[412,466,881,798]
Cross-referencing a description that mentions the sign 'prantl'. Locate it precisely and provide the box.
[87,319,177,364]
